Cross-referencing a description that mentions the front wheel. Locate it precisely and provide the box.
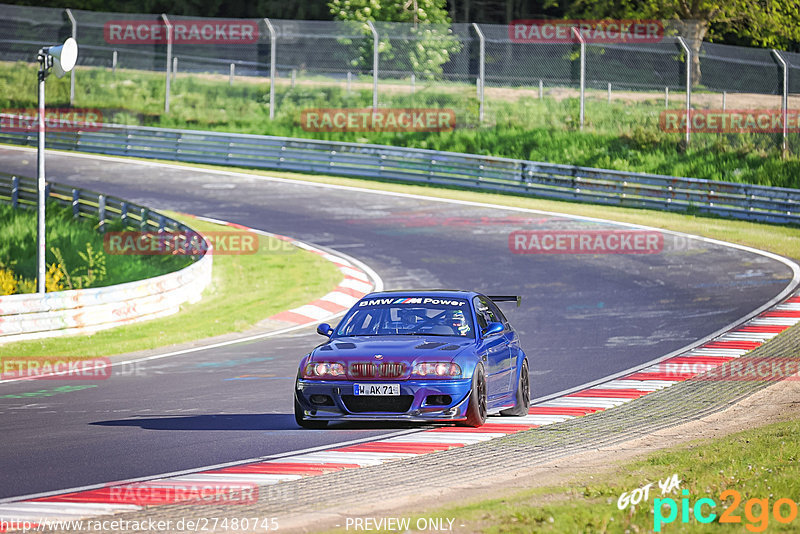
[294,396,327,429]
[461,364,487,427]
[500,359,530,417]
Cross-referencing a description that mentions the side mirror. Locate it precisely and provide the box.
[316,323,333,337]
[482,322,504,337]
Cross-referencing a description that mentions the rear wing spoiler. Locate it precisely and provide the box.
[487,295,522,307]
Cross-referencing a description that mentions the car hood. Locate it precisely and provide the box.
[309,336,472,379]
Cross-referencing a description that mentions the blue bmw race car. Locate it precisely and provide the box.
[294,290,530,428]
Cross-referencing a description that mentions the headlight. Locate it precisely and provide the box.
[411,362,461,378]
[303,362,346,378]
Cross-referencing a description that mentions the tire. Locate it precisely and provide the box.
[461,364,487,427]
[501,359,530,417]
[294,396,327,429]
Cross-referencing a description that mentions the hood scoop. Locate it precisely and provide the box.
[334,342,357,349]
[440,344,461,351]
[415,341,447,350]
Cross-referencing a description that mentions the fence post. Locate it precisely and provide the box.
[571,27,585,130]
[677,37,691,146]
[772,49,788,155]
[472,23,485,123]
[367,21,379,109]
[65,8,76,106]
[539,80,543,99]
[71,188,79,217]
[98,194,106,233]
[11,176,18,208]
[665,87,669,108]
[229,63,235,86]
[264,18,276,120]
[722,90,726,111]
[347,71,352,94]
[121,201,128,225]
[112,50,118,74]
[161,14,172,114]
[607,82,611,104]
[172,56,178,82]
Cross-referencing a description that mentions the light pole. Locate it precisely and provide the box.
[36,37,78,293]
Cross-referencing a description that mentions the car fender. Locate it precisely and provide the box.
[512,348,528,386]
[451,347,480,379]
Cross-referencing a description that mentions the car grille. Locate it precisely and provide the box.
[341,395,414,413]
[377,362,405,378]
[348,362,406,379]
[349,362,376,378]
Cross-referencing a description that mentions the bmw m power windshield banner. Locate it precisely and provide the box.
[358,297,468,307]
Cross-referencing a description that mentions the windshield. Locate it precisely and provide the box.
[336,297,475,338]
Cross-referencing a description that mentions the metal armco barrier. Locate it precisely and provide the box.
[1,119,799,225]
[0,173,213,344]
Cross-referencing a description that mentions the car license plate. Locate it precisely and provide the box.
[353,383,400,396]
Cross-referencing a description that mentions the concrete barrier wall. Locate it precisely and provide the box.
[0,176,213,344]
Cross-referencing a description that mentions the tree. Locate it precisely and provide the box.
[329,0,461,79]
[552,0,800,85]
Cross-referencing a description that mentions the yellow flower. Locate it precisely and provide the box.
[0,267,16,296]
[45,263,67,293]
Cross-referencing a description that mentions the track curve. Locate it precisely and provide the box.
[0,147,795,499]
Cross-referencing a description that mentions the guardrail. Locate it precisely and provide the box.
[1,118,798,225]
[0,173,212,344]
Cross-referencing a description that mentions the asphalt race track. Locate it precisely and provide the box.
[0,147,795,500]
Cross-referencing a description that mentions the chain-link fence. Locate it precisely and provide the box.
[1,3,798,155]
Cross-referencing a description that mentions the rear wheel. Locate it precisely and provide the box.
[462,364,487,427]
[294,396,327,429]
[501,359,530,417]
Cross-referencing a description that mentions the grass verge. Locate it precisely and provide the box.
[344,418,800,533]
[0,212,343,359]
[3,61,799,188]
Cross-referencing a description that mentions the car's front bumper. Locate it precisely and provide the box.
[295,378,472,422]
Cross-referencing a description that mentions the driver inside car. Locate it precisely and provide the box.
[448,309,471,336]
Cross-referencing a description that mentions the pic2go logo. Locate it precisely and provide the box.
[654,489,799,532]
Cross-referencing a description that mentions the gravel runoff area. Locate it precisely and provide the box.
[37,322,800,534]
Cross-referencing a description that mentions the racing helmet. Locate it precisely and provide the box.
[448,309,470,335]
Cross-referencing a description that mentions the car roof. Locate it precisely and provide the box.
[362,289,479,300]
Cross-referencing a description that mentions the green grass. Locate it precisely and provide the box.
[3,61,799,189]
[0,202,190,287]
[360,418,800,533]
[0,212,343,359]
